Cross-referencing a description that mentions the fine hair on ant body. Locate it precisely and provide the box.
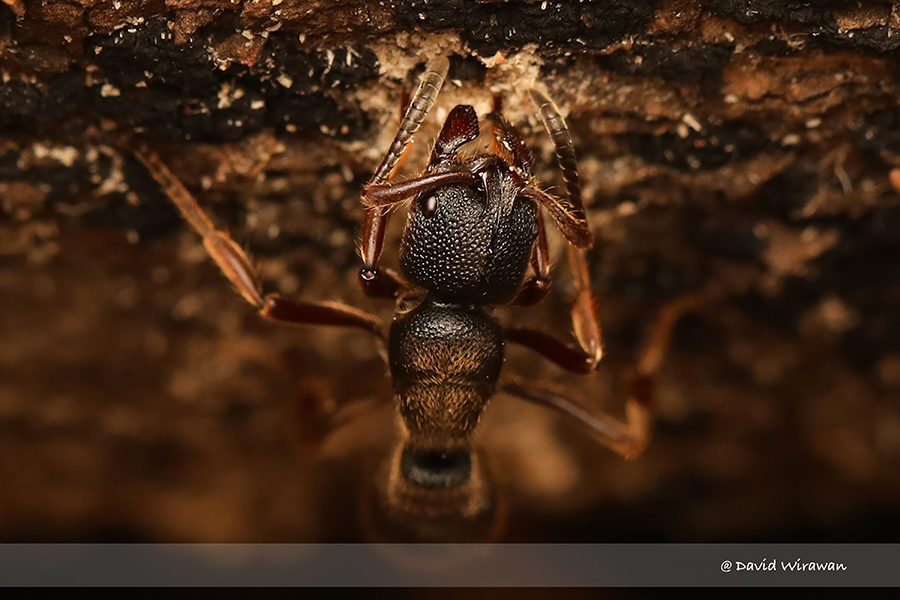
[134,56,706,542]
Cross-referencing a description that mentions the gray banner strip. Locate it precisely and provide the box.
[0,544,892,586]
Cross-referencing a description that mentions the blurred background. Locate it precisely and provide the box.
[2,0,900,543]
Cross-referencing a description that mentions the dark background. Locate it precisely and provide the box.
[2,0,900,543]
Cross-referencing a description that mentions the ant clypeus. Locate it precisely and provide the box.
[134,57,707,542]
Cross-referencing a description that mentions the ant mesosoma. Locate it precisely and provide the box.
[135,57,705,542]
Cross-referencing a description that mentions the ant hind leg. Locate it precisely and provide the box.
[504,291,711,459]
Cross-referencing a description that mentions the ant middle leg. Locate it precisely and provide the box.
[134,145,385,340]
[503,291,709,459]
[513,210,552,307]
[507,243,604,371]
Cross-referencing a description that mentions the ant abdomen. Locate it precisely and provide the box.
[363,442,504,543]
[400,446,472,488]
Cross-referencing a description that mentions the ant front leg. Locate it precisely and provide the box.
[358,209,404,299]
[510,85,604,366]
[134,145,385,341]
[521,88,594,249]
[504,292,710,459]
[358,56,450,300]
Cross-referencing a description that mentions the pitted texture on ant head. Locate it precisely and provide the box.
[399,160,539,305]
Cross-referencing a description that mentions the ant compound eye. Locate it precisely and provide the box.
[400,447,472,488]
[419,193,438,217]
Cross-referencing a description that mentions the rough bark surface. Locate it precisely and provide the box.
[3,0,900,542]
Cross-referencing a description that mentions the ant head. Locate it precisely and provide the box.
[361,439,506,543]
[398,160,538,305]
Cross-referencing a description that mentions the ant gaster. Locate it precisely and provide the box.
[135,57,704,542]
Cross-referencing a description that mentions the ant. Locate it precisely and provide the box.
[134,57,706,542]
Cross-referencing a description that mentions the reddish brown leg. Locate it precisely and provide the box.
[508,242,603,371]
[358,57,450,299]
[135,145,385,339]
[358,209,404,299]
[529,88,586,224]
[503,291,708,459]
[520,186,592,249]
[506,328,594,374]
[514,210,552,306]
[566,244,604,367]
[502,379,651,459]
[362,171,480,208]
[510,85,601,363]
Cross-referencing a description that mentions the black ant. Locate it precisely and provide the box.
[134,57,706,542]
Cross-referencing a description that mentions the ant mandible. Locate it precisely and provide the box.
[135,57,704,541]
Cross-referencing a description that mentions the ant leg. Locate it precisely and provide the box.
[507,242,603,370]
[506,328,594,374]
[368,56,449,186]
[134,145,385,339]
[502,378,650,459]
[362,103,481,208]
[528,89,586,225]
[522,88,593,248]
[358,209,404,299]
[503,292,709,459]
[362,171,480,207]
[514,210,552,306]
[511,87,600,361]
[359,56,450,299]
